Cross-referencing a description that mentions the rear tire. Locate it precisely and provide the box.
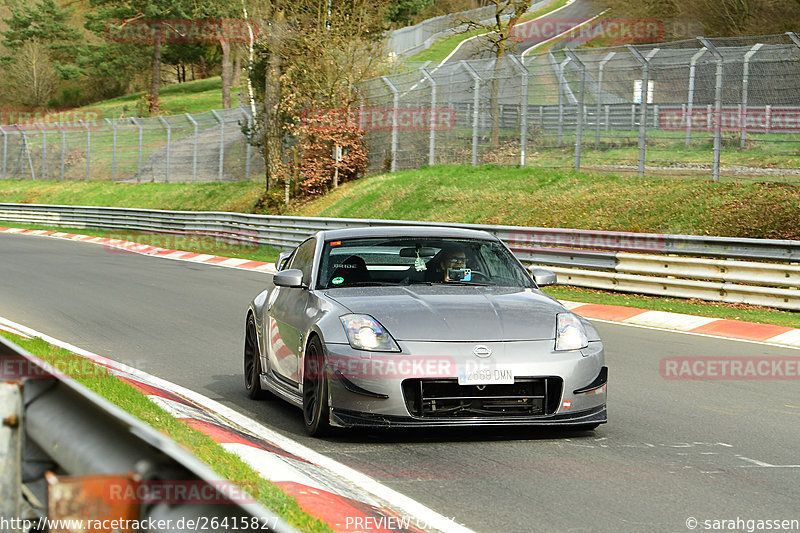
[244,314,268,400]
[302,337,332,437]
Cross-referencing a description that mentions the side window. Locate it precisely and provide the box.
[288,238,316,285]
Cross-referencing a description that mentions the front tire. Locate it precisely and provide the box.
[302,337,331,437]
[244,314,268,400]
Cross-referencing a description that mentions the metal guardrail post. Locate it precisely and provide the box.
[685,48,706,146]
[0,382,22,519]
[566,50,585,171]
[698,37,723,182]
[626,46,658,178]
[460,61,482,167]
[595,52,615,149]
[420,68,437,167]
[158,116,171,183]
[740,44,763,149]
[0,336,298,533]
[131,118,143,182]
[105,119,118,182]
[185,113,199,183]
[380,76,400,172]
[211,110,225,181]
[509,55,529,167]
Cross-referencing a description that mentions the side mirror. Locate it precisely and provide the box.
[276,251,293,271]
[273,269,305,288]
[529,267,557,287]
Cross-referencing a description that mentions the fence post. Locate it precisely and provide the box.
[239,107,253,182]
[626,45,657,178]
[18,125,35,180]
[185,113,199,182]
[566,50,585,171]
[158,116,171,183]
[420,68,437,166]
[58,124,65,181]
[211,110,225,181]
[105,119,117,182]
[699,37,723,182]
[685,48,706,146]
[35,123,46,180]
[380,76,400,172]
[556,54,571,148]
[740,44,763,149]
[1,126,6,179]
[0,382,22,520]
[80,120,91,181]
[131,118,143,182]
[460,61,482,167]
[596,52,615,149]
[509,55,529,167]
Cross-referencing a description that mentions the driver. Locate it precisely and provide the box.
[425,246,469,282]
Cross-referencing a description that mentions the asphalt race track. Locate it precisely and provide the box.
[2,232,799,532]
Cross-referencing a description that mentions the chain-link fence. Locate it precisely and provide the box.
[362,32,800,181]
[0,106,264,183]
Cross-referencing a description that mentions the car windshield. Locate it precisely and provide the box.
[317,237,534,289]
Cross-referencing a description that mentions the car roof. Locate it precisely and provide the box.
[314,225,499,242]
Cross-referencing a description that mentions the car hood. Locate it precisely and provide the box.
[323,286,563,342]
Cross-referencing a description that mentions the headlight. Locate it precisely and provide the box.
[555,313,588,351]
[340,314,400,352]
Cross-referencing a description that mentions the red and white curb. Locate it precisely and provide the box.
[3,226,798,348]
[0,227,276,273]
[561,301,800,349]
[0,316,470,533]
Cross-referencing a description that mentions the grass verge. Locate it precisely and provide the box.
[0,332,331,532]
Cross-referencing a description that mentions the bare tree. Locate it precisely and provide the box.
[6,39,59,107]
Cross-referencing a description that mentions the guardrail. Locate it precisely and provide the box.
[0,203,798,310]
[0,335,297,532]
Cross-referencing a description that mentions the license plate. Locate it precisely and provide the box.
[457,365,514,385]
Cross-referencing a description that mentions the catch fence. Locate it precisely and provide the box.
[360,32,800,181]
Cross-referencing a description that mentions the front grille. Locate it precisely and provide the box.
[402,377,563,418]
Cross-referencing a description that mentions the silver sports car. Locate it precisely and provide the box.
[244,226,607,436]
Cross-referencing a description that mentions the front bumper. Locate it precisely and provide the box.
[324,339,607,428]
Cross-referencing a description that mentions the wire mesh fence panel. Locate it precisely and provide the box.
[0,106,265,183]
[361,32,800,181]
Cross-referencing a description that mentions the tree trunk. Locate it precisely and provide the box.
[149,29,162,114]
[220,28,232,109]
[263,11,285,192]
[232,51,241,88]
